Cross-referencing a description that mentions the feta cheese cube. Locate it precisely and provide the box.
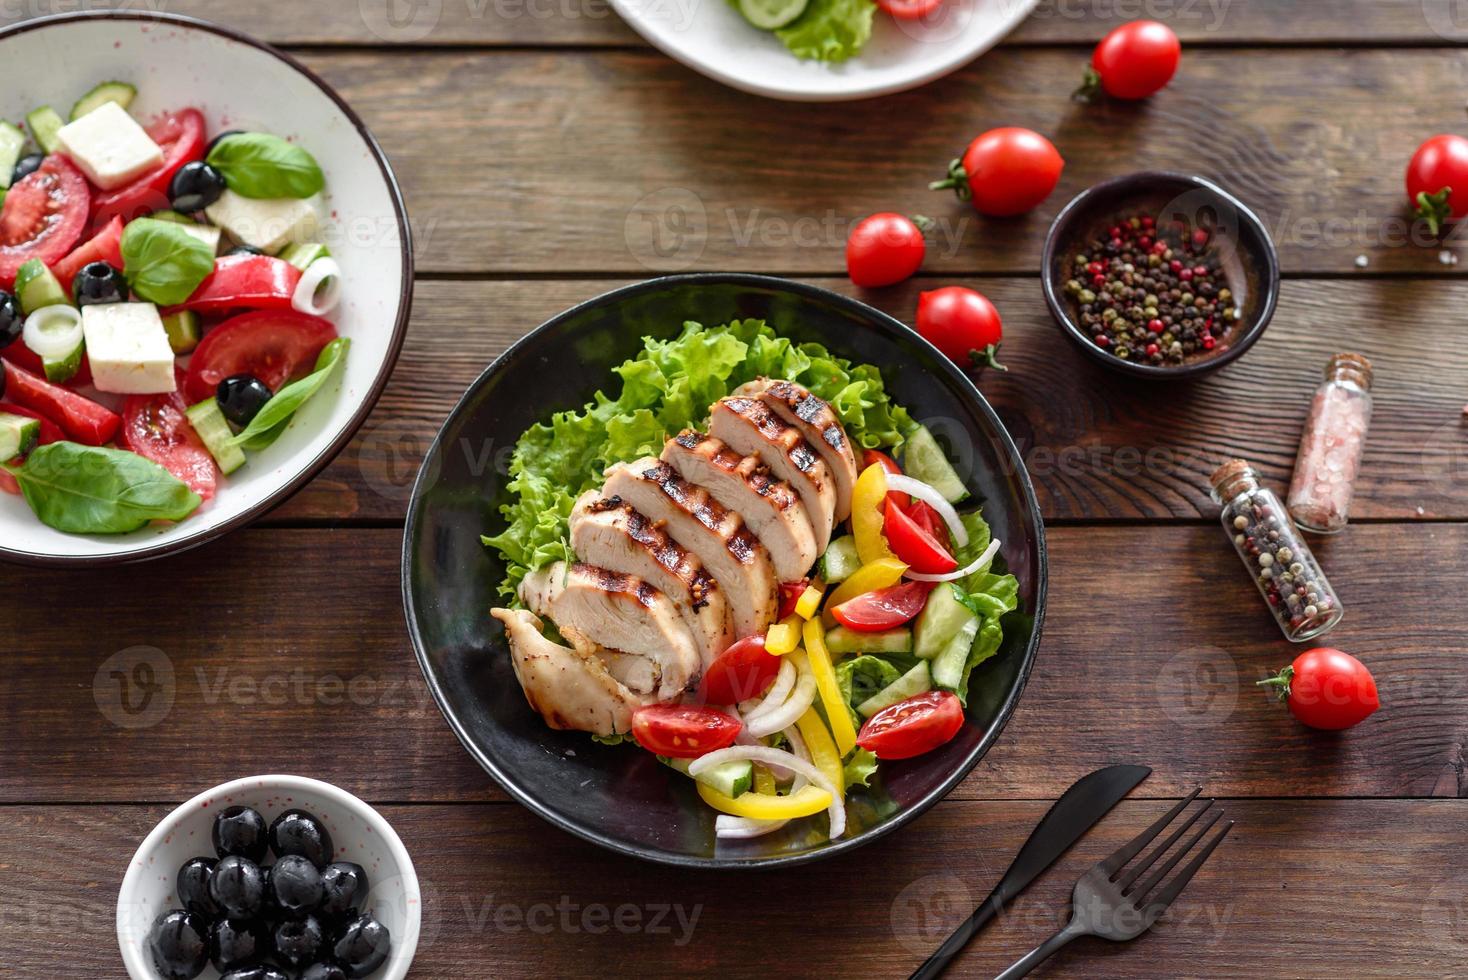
[82,303,176,394]
[205,190,321,255]
[177,222,222,255]
[54,102,164,191]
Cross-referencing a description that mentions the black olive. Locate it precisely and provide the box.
[146,909,209,980]
[222,968,292,980]
[0,290,22,348]
[73,261,128,307]
[213,805,269,862]
[169,160,227,213]
[271,853,325,917]
[216,374,273,427]
[333,914,391,978]
[210,917,267,972]
[301,964,349,980]
[11,152,43,184]
[208,855,266,919]
[226,244,265,257]
[273,914,326,968]
[269,808,334,868]
[176,857,221,920]
[319,862,369,922]
[206,129,245,157]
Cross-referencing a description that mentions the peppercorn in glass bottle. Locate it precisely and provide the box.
[1211,459,1344,642]
[1287,353,1373,534]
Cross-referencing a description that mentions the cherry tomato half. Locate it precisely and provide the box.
[846,213,927,287]
[932,127,1064,217]
[876,0,943,19]
[916,287,1006,371]
[862,447,908,507]
[89,108,207,229]
[120,375,219,502]
[830,580,932,632]
[1259,647,1380,731]
[857,690,965,760]
[0,156,90,287]
[699,634,781,706]
[631,703,742,759]
[1407,134,1468,236]
[183,309,338,404]
[777,580,809,620]
[1085,20,1181,101]
[904,499,949,548]
[883,498,956,575]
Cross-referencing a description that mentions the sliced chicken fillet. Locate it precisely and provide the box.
[660,430,818,583]
[733,378,858,523]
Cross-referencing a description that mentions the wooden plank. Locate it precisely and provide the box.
[2,799,1461,976]
[268,278,1468,524]
[3,524,1462,803]
[272,47,1468,276]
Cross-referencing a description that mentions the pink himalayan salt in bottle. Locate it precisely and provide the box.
[1288,353,1373,534]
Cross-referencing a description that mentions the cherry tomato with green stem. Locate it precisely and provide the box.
[1257,647,1379,731]
[916,286,1006,371]
[1406,134,1468,237]
[846,213,930,288]
[1076,20,1181,102]
[930,127,1064,217]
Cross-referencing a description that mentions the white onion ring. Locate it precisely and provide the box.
[886,474,968,548]
[690,745,845,839]
[743,658,797,725]
[22,305,82,358]
[716,814,788,839]
[745,672,817,738]
[905,538,1002,583]
[291,256,342,316]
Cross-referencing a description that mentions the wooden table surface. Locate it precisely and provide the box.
[4,2,1468,977]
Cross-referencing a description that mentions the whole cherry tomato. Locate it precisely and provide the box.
[931,127,1064,217]
[1078,20,1181,101]
[915,287,1006,371]
[1406,134,1468,236]
[1257,647,1380,731]
[846,213,928,288]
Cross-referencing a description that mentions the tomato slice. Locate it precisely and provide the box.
[830,580,933,632]
[699,634,781,706]
[857,690,965,760]
[903,499,949,548]
[183,309,338,404]
[884,498,957,575]
[170,255,302,315]
[89,109,207,229]
[876,0,943,18]
[52,215,124,298]
[119,375,218,502]
[2,360,119,445]
[0,156,90,287]
[0,401,65,494]
[777,579,809,620]
[630,703,742,759]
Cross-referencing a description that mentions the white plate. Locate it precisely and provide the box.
[609,0,1038,101]
[0,12,412,566]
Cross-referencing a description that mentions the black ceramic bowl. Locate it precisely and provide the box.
[1041,172,1280,381]
[401,274,1046,869]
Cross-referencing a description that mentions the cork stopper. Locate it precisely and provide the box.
[1210,458,1259,503]
[1326,352,1373,390]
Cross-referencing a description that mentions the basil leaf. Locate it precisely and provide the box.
[206,132,325,200]
[120,218,216,306]
[228,337,350,448]
[5,442,200,533]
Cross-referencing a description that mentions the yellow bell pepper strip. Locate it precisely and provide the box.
[697,781,832,820]
[764,617,802,656]
[822,556,908,626]
[795,705,846,792]
[794,580,825,620]
[800,620,859,756]
[753,763,776,796]
[852,463,897,566]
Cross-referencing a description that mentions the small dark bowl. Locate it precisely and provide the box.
[402,273,1047,869]
[1041,171,1280,381]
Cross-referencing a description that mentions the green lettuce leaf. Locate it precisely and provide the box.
[944,510,1021,705]
[843,747,879,790]
[775,0,877,62]
[835,655,902,714]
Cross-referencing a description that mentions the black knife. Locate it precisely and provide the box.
[908,764,1152,980]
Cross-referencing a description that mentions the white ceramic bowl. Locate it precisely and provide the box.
[117,775,421,980]
[0,11,412,566]
[608,0,1038,101]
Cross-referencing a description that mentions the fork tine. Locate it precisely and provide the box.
[1138,819,1234,912]
[1099,787,1201,876]
[1115,799,1215,893]
[1129,807,1225,902]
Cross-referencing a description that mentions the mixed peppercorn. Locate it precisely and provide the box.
[1063,211,1242,366]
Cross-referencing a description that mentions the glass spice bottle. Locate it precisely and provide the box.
[1211,459,1344,642]
[1287,353,1373,534]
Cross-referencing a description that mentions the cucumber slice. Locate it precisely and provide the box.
[659,755,753,798]
[913,583,978,661]
[186,399,246,475]
[41,341,84,383]
[858,661,932,718]
[22,304,84,383]
[739,0,808,29]
[162,310,201,354]
[826,626,912,656]
[902,426,969,504]
[14,259,68,314]
[70,81,137,121]
[931,616,983,692]
[0,122,25,190]
[819,535,861,583]
[26,106,64,155]
[279,242,331,272]
[0,412,40,461]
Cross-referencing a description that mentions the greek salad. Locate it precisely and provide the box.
[0,81,347,535]
[484,319,1020,842]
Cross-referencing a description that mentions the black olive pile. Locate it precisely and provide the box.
[146,804,392,980]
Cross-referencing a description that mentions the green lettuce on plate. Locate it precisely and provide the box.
[775,0,877,62]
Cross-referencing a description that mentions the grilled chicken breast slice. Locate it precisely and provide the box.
[660,430,818,583]
[490,608,650,736]
[733,378,858,523]
[602,458,779,637]
[569,490,735,667]
[519,561,700,700]
[709,397,837,553]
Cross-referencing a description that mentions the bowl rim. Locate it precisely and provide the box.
[400,272,1048,869]
[1040,170,1281,381]
[0,9,414,568]
[116,773,422,980]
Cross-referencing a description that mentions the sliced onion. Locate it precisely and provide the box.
[886,474,968,548]
[780,726,811,792]
[291,256,342,316]
[745,672,817,738]
[716,814,788,839]
[905,538,1002,583]
[743,657,797,725]
[22,305,82,358]
[689,744,845,839]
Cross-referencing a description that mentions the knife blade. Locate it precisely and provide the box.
[908,764,1152,980]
